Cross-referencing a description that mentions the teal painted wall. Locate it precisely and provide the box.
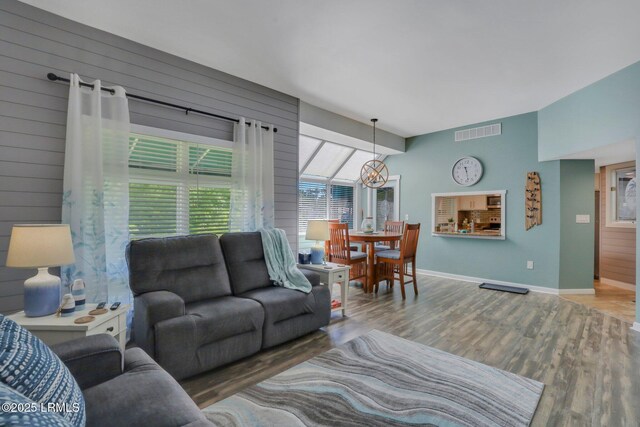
[559,160,596,289]
[538,59,638,321]
[385,112,565,288]
[538,61,640,161]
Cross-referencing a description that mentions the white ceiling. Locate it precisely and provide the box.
[561,138,636,171]
[21,0,640,137]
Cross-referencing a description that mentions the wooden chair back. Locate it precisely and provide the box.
[400,223,421,259]
[379,220,404,248]
[325,219,341,254]
[384,220,405,234]
[328,222,351,262]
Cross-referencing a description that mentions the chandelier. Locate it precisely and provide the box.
[360,118,389,188]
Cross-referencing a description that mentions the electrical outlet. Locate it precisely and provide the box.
[527,260,534,270]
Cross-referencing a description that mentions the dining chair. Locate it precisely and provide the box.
[327,222,368,291]
[375,223,421,299]
[375,220,405,251]
[325,219,340,255]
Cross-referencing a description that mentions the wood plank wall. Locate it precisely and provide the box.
[0,1,300,313]
[599,164,636,287]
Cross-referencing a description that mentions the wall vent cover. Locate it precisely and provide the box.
[455,123,501,142]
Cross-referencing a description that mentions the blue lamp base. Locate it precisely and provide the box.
[310,245,325,265]
[23,268,61,317]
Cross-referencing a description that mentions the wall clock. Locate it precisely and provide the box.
[452,157,483,186]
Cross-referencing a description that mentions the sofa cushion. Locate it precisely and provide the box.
[83,348,212,427]
[251,285,331,349]
[0,315,85,427]
[127,234,232,303]
[220,232,272,294]
[0,382,73,427]
[185,297,264,345]
[239,286,316,324]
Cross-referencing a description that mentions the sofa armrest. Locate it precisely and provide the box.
[300,269,321,287]
[133,290,185,358]
[50,334,123,390]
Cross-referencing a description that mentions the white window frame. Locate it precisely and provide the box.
[605,161,636,228]
[362,175,401,230]
[129,124,233,238]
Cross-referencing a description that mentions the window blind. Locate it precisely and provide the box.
[329,184,354,228]
[298,181,327,235]
[436,197,456,224]
[128,133,232,239]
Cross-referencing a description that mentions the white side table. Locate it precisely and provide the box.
[299,263,351,316]
[8,303,129,351]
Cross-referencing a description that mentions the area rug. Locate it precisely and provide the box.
[203,330,544,426]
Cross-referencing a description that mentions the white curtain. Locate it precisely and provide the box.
[61,74,131,308]
[230,118,275,231]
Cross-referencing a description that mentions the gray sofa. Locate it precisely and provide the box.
[52,334,212,427]
[127,232,331,380]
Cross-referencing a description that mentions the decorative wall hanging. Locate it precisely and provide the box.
[525,172,541,230]
[361,118,389,188]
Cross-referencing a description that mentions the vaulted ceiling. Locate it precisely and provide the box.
[21,0,640,137]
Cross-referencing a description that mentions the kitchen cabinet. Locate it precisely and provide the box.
[457,195,488,211]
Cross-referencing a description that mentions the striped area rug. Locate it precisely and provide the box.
[203,330,544,426]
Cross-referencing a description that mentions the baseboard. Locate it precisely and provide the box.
[632,322,640,334]
[416,269,595,295]
[600,277,636,291]
[557,288,596,295]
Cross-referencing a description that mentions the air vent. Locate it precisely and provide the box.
[455,123,501,142]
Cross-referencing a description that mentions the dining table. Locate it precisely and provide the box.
[349,231,403,293]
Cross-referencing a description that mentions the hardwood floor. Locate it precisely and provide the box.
[181,275,640,426]
[561,280,636,325]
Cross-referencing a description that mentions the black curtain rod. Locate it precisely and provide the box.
[46,73,277,132]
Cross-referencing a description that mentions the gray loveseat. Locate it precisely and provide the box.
[127,232,331,380]
[52,334,212,427]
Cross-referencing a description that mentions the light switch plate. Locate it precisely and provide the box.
[576,214,591,224]
[527,260,534,270]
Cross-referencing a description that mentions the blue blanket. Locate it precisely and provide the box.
[259,228,312,293]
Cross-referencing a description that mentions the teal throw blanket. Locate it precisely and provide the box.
[259,228,312,293]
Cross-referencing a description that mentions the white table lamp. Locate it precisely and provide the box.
[306,220,329,265]
[6,224,75,317]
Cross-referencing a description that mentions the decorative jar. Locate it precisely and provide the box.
[361,217,374,233]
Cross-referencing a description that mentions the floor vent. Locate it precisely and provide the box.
[455,123,501,142]
[479,282,529,294]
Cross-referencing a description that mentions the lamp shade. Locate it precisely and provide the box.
[6,224,75,268]
[305,220,329,241]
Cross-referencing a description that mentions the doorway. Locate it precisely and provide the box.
[568,162,638,324]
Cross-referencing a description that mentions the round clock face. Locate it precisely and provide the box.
[452,157,483,186]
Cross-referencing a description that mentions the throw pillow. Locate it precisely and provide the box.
[0,382,73,427]
[0,315,85,427]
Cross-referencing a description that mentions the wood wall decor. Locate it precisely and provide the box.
[525,172,541,230]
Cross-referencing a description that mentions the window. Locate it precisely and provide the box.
[298,180,356,248]
[128,127,233,239]
[435,196,456,225]
[330,184,354,229]
[375,187,395,231]
[606,163,636,227]
[615,167,636,222]
[298,181,327,235]
[364,176,400,231]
